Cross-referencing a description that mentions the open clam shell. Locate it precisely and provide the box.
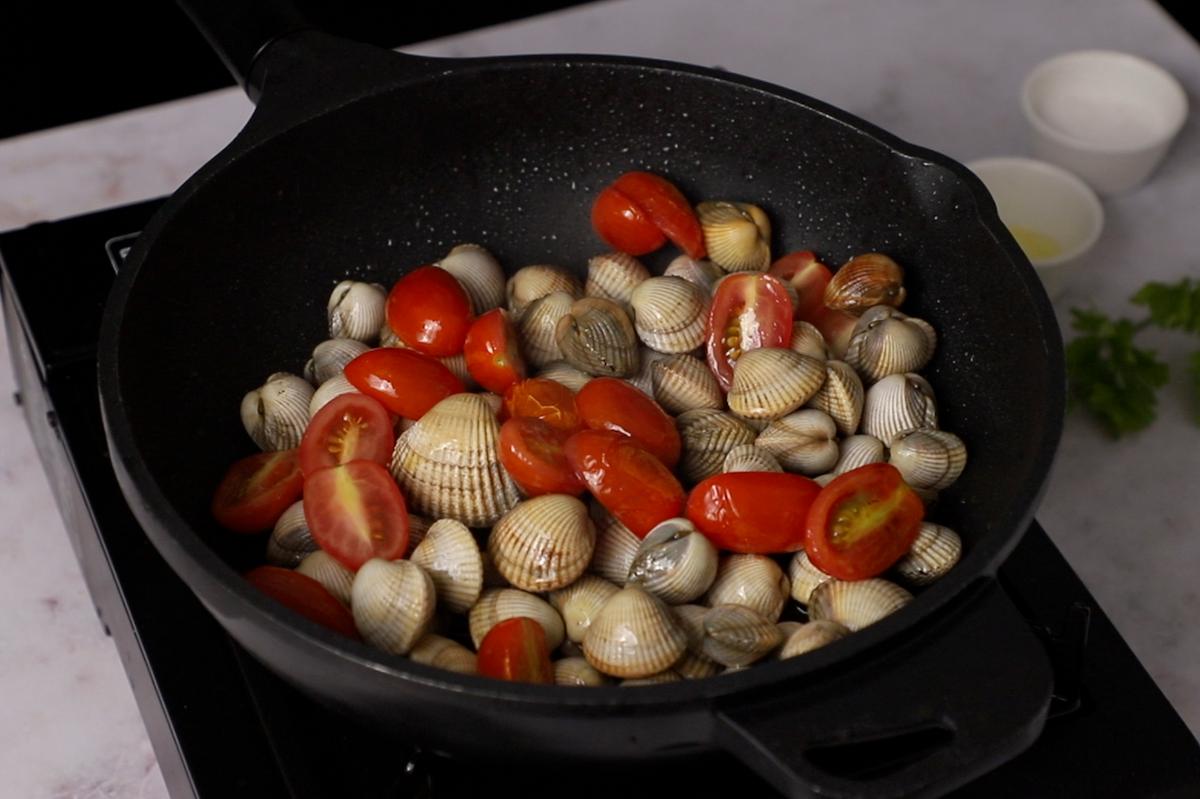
[824,253,906,314]
[861,373,938,446]
[728,349,826,421]
[410,519,484,614]
[296,550,355,606]
[327,280,386,342]
[779,620,850,659]
[409,633,478,676]
[808,578,912,632]
[241,372,313,451]
[894,522,962,586]
[266,500,318,567]
[490,494,596,592]
[889,429,967,491]
[305,338,370,385]
[832,434,887,475]
[651,353,723,414]
[664,254,724,293]
[701,604,784,667]
[582,585,688,679]
[549,575,621,643]
[506,264,582,318]
[586,252,650,307]
[805,360,864,437]
[844,305,936,383]
[722,444,783,473]
[755,409,840,475]
[351,559,436,655]
[436,243,506,315]
[555,297,640,377]
[468,588,565,650]
[677,409,759,483]
[554,656,610,686]
[627,518,719,605]
[705,554,790,621]
[630,276,709,354]
[518,291,574,368]
[697,201,772,273]
[787,550,835,606]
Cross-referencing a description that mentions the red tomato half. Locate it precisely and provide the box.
[212,449,304,533]
[499,417,585,497]
[344,347,464,420]
[299,393,395,477]
[768,253,857,356]
[591,185,666,256]
[611,172,706,259]
[386,265,474,357]
[705,273,794,391]
[575,377,681,468]
[804,463,924,580]
[477,617,554,684]
[565,429,684,537]
[244,566,360,640]
[503,378,581,433]
[685,472,821,553]
[464,308,526,394]
[303,461,409,571]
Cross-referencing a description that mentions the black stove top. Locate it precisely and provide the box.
[3,199,1200,798]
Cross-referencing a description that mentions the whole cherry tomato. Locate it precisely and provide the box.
[244,566,360,640]
[767,252,857,356]
[344,347,464,420]
[685,472,821,553]
[591,185,666,256]
[705,273,794,391]
[498,417,585,497]
[386,265,473,357]
[476,617,554,684]
[564,429,684,537]
[611,172,706,259]
[575,377,681,468]
[804,463,924,580]
[303,461,409,571]
[299,393,395,477]
[212,449,304,533]
[463,308,526,394]
[503,378,581,433]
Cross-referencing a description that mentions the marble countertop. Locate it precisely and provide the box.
[1,0,1197,795]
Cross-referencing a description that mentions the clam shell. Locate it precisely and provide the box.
[296,550,355,606]
[535,360,593,392]
[490,495,596,592]
[727,349,826,421]
[308,373,360,419]
[554,656,610,686]
[844,305,937,383]
[436,243,506,315]
[507,265,582,318]
[518,291,574,368]
[585,252,650,306]
[813,473,837,487]
[673,649,723,679]
[582,585,687,679]
[861,373,939,447]
[889,429,967,491]
[701,604,783,667]
[779,620,850,659]
[468,588,565,650]
[379,319,404,348]
[479,551,509,588]
[705,554,790,621]
[625,347,668,397]
[265,501,318,567]
[676,409,758,483]
[651,353,723,414]
[722,444,783,474]
[327,280,386,342]
[404,512,433,558]
[555,297,640,377]
[410,519,484,613]
[808,579,913,632]
[438,353,476,390]
[589,507,643,585]
[627,518,719,605]
[664,255,724,294]
[621,671,683,687]
[673,604,708,652]
[549,575,621,643]
[630,276,709,354]
[894,522,963,586]
[389,393,521,527]
[832,434,887,475]
[789,320,831,361]
[755,409,840,475]
[351,559,436,655]
[825,253,906,314]
[697,201,771,273]
[805,360,864,437]
[409,633,478,675]
[241,372,313,451]
[787,550,834,605]
[305,338,370,385]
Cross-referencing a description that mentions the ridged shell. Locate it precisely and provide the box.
[809,579,913,632]
[789,321,830,360]
[507,264,581,318]
[755,409,840,475]
[787,550,834,605]
[861,373,939,446]
[389,393,521,527]
[308,373,360,419]
[436,243,506,315]
[585,252,650,306]
[705,555,790,621]
[555,297,640,377]
[701,604,783,667]
[327,280,386,342]
[844,305,937,383]
[240,372,313,451]
[582,585,687,679]
[894,522,963,586]
[832,434,887,475]
[673,649,723,679]
[676,409,758,483]
[379,319,404,348]
[490,495,596,592]
[468,588,565,650]
[825,253,906,314]
[805,360,864,436]
[629,276,709,353]
[549,575,621,643]
[664,255,724,293]
[889,429,967,491]
[554,656,609,686]
[651,354,723,414]
[697,201,771,273]
[479,551,509,588]
[589,507,642,585]
[404,513,433,557]
[728,349,826,421]
[535,360,593,393]
[265,501,317,567]
[779,620,850,659]
[518,291,574,368]
[625,347,667,397]
[296,550,355,606]
[305,338,370,385]
[628,518,719,605]
[439,353,476,390]
[351,559,436,655]
[814,473,837,487]
[621,671,683,687]
[410,519,484,613]
[673,604,708,651]
[722,444,783,473]
[409,633,478,675]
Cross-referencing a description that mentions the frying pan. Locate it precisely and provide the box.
[97,2,1065,796]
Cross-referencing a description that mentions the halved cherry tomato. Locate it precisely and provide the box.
[299,393,395,477]
[244,565,360,640]
[464,308,526,394]
[685,472,821,553]
[386,265,473,357]
[804,463,924,580]
[344,347,464,420]
[212,449,304,533]
[591,185,666,256]
[303,461,409,571]
[499,417,585,497]
[565,429,683,537]
[705,273,794,391]
[575,377,681,468]
[611,171,706,259]
[768,252,857,355]
[477,617,554,684]
[503,378,581,433]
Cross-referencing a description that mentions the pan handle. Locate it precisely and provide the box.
[177,0,311,99]
[714,579,1053,798]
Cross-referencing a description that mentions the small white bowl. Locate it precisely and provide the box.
[1021,50,1187,195]
[967,157,1104,300]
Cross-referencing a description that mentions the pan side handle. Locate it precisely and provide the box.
[714,580,1052,798]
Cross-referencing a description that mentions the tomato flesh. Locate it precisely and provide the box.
[244,565,360,640]
[344,347,464,420]
[804,463,924,580]
[705,273,794,391]
[386,265,474,357]
[477,617,554,684]
[591,186,666,256]
[303,461,409,571]
[565,429,683,537]
[464,308,526,394]
[769,251,830,321]
[611,171,706,259]
[212,449,304,533]
[503,378,581,433]
[499,417,585,497]
[685,472,821,553]
[299,393,394,477]
[575,377,680,468]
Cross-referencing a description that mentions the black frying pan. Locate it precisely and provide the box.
[97,3,1065,797]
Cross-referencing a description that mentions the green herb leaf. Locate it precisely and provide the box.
[1131,279,1200,334]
